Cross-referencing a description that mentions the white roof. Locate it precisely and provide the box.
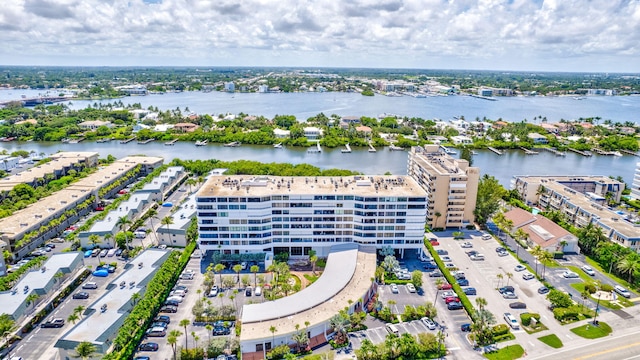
[242,243,359,323]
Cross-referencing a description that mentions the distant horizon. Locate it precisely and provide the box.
[0,64,638,76]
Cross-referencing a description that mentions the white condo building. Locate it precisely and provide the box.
[195,175,427,258]
[632,162,640,201]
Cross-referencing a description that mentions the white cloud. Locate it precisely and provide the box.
[0,0,638,71]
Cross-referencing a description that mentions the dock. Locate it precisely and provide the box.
[137,138,154,144]
[620,149,640,157]
[224,141,241,147]
[568,148,592,157]
[520,147,538,155]
[468,94,498,101]
[273,142,283,149]
[308,142,322,153]
[96,138,112,143]
[389,144,405,151]
[487,147,503,155]
[341,144,352,153]
[68,137,85,144]
[195,140,208,146]
[541,147,566,156]
[368,141,377,153]
[164,139,178,146]
[592,148,622,156]
[120,137,135,144]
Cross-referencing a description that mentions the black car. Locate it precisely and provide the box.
[115,248,123,256]
[164,299,180,307]
[429,271,443,278]
[465,250,478,256]
[134,357,150,360]
[213,326,231,336]
[463,287,477,296]
[496,247,506,253]
[151,321,168,329]
[499,286,515,294]
[436,249,448,255]
[423,262,438,270]
[447,301,463,310]
[138,342,159,351]
[154,315,171,324]
[159,305,178,313]
[538,286,550,295]
[509,302,527,309]
[72,292,90,299]
[41,318,65,328]
[245,287,252,296]
[460,323,472,332]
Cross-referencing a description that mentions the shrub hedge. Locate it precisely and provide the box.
[425,241,474,318]
[520,313,541,326]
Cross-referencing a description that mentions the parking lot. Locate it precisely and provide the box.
[348,319,440,349]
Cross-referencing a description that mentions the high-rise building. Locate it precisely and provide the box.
[195,175,427,257]
[407,145,480,229]
[224,81,235,92]
[632,162,640,201]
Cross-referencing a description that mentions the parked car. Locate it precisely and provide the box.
[502,292,518,299]
[562,271,579,278]
[441,256,452,262]
[92,269,108,277]
[509,302,527,309]
[151,321,168,329]
[497,250,509,257]
[41,318,65,328]
[209,286,219,297]
[514,264,527,272]
[171,289,187,297]
[445,296,460,304]
[447,301,463,310]
[406,283,416,293]
[538,286,550,295]
[429,271,443,277]
[503,313,520,329]
[245,287,252,296]
[463,287,477,295]
[145,327,166,337]
[213,326,231,336]
[138,342,159,351]
[465,250,479,257]
[164,300,180,307]
[460,323,472,332]
[82,282,98,290]
[460,242,473,248]
[99,249,108,257]
[444,263,456,269]
[522,272,535,280]
[173,285,189,293]
[482,234,493,240]
[423,262,438,270]
[436,249,448,255]
[499,286,515,294]
[615,285,631,298]
[457,279,469,286]
[470,254,485,261]
[421,317,436,330]
[390,284,399,293]
[437,283,453,290]
[72,292,89,300]
[154,315,171,324]
[581,265,595,276]
[440,290,455,299]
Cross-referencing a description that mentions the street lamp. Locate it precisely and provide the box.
[592,292,602,326]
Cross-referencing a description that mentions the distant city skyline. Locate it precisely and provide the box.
[1,0,639,73]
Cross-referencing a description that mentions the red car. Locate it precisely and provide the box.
[430,240,440,246]
[445,296,461,304]
[438,283,453,290]
[118,189,128,194]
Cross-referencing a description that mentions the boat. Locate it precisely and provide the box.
[224,141,241,147]
[613,151,623,157]
[195,140,208,146]
[471,150,479,155]
[341,144,352,153]
[273,143,283,149]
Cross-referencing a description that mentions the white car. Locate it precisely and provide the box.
[514,264,527,272]
[581,265,595,276]
[208,286,219,297]
[470,254,485,261]
[166,295,184,303]
[406,283,416,293]
[503,312,520,330]
[421,317,437,330]
[562,271,579,278]
[460,242,473,248]
[390,284,399,293]
[522,272,535,280]
[441,290,455,299]
[615,285,631,298]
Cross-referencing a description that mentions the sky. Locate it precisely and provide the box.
[1,0,640,72]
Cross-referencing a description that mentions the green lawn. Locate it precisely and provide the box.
[523,322,548,334]
[484,345,525,360]
[538,334,563,348]
[570,282,632,309]
[570,321,612,339]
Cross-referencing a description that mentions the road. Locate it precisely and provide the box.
[529,328,640,360]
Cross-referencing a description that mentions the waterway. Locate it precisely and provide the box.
[0,141,636,187]
[2,89,639,124]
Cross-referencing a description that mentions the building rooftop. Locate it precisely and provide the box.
[139,166,183,193]
[240,244,376,342]
[0,152,98,192]
[410,145,472,176]
[82,192,155,235]
[198,175,426,198]
[0,253,82,319]
[162,194,197,231]
[56,249,171,351]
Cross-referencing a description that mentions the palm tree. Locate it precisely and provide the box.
[505,272,513,286]
[161,216,174,242]
[67,313,80,324]
[433,211,442,228]
[26,293,40,311]
[309,251,318,275]
[186,178,197,193]
[250,265,260,287]
[204,324,213,357]
[617,255,640,283]
[214,263,225,286]
[475,297,487,312]
[531,245,544,275]
[103,233,113,249]
[167,329,182,360]
[557,239,569,253]
[538,251,554,280]
[232,264,242,283]
[179,319,190,350]
[130,292,142,306]
[73,305,86,319]
[116,216,132,249]
[496,273,504,289]
[146,207,160,245]
[73,341,96,360]
[269,325,278,347]
[191,331,199,349]
[54,271,65,289]
[88,234,101,249]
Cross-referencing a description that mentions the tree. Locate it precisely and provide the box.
[214,263,225,286]
[505,272,513,286]
[26,293,40,310]
[179,319,190,350]
[88,234,101,249]
[233,264,243,283]
[204,324,213,357]
[191,331,200,349]
[411,270,423,288]
[168,329,182,360]
[161,216,174,238]
[250,265,260,287]
[547,289,573,308]
[617,254,640,283]
[309,249,318,275]
[116,216,132,248]
[460,147,474,166]
[67,313,80,324]
[496,273,504,289]
[130,292,142,306]
[103,233,113,248]
[474,174,507,226]
[538,251,553,280]
[73,305,86,319]
[146,207,159,245]
[269,325,278,347]
[73,341,96,360]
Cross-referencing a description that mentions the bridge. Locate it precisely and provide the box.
[0,96,70,107]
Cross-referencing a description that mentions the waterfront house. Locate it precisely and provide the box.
[527,133,548,144]
[174,122,199,133]
[78,120,112,130]
[303,127,323,140]
[355,125,372,136]
[132,123,150,133]
[273,128,290,138]
[451,135,473,145]
[540,123,558,134]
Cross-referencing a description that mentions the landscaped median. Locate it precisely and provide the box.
[425,241,474,317]
[537,334,563,348]
[483,344,524,360]
[570,321,612,339]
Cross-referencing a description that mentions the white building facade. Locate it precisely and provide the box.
[632,162,640,201]
[196,176,427,258]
